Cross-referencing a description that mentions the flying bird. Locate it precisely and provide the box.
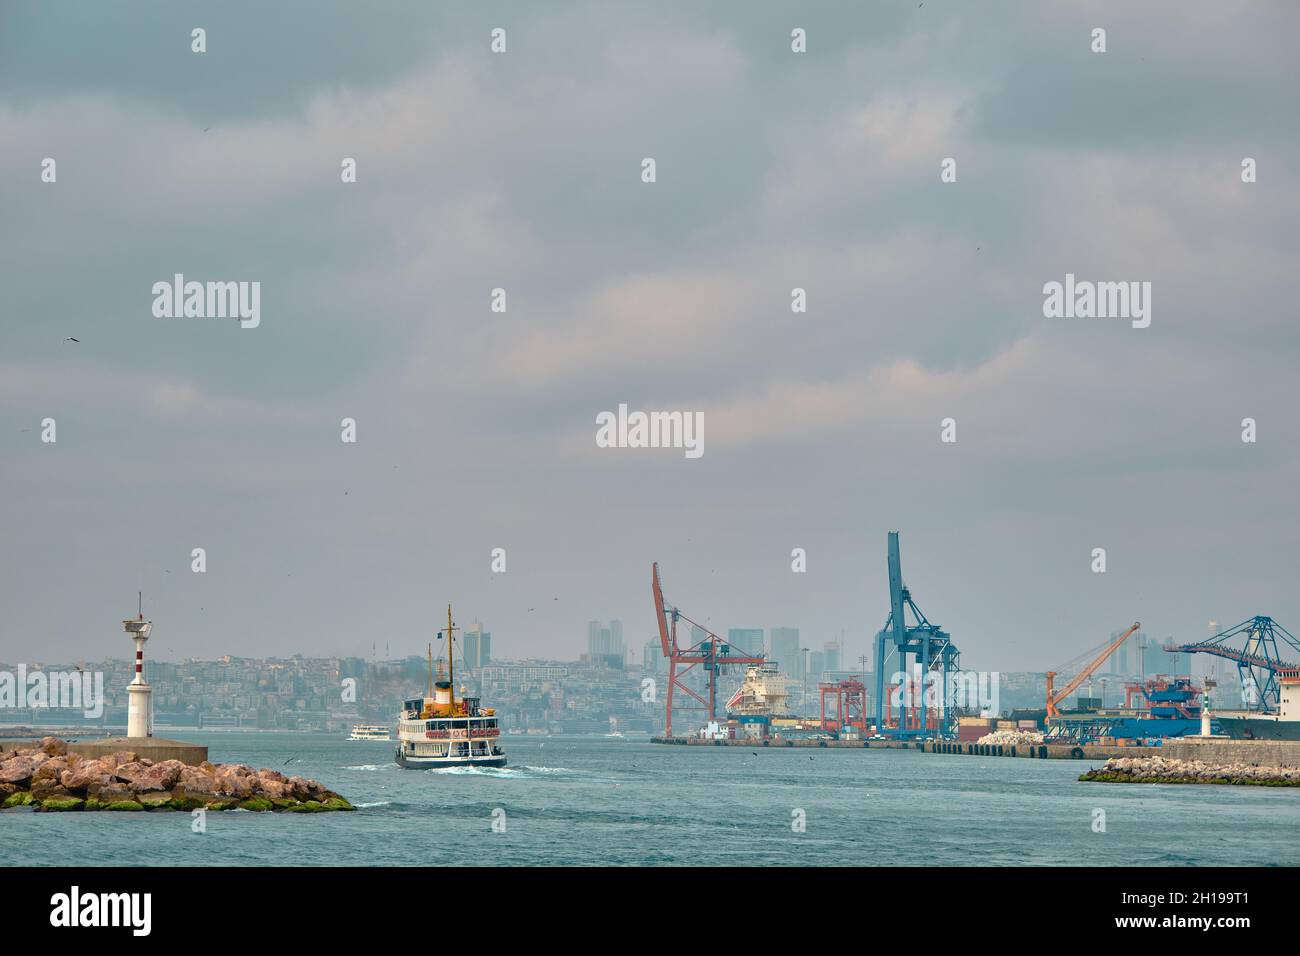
[64,337,79,343]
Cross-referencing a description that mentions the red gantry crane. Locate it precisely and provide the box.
[652,562,765,737]
[1046,622,1140,718]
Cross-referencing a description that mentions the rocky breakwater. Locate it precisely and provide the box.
[1080,753,1300,787]
[0,737,354,811]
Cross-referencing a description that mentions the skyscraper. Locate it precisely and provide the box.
[768,627,801,683]
[823,641,841,673]
[727,628,764,657]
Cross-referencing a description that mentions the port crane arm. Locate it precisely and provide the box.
[1046,622,1140,718]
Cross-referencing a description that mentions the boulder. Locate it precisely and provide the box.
[31,780,76,802]
[213,770,253,798]
[61,764,115,793]
[256,779,287,800]
[32,755,70,784]
[123,759,184,792]
[88,781,136,804]
[39,736,68,756]
[0,753,48,785]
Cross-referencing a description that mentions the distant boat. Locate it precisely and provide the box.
[349,724,391,741]
[604,731,625,738]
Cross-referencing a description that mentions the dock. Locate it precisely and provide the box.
[651,736,1132,760]
[651,735,1300,766]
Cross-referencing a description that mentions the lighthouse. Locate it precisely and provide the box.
[60,599,208,766]
[123,607,153,739]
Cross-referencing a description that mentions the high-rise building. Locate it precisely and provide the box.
[768,627,801,683]
[823,641,841,673]
[586,618,626,668]
[462,624,491,670]
[808,651,825,679]
[727,628,764,656]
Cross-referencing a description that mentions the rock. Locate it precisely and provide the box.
[61,761,115,793]
[285,776,313,801]
[39,736,68,756]
[31,779,76,801]
[32,756,69,784]
[104,750,140,767]
[256,779,287,800]
[88,781,137,804]
[176,766,218,795]
[102,800,145,811]
[123,760,184,792]
[0,754,48,785]
[213,769,253,798]
[136,790,175,809]
[238,796,273,811]
[3,790,36,808]
[37,795,84,811]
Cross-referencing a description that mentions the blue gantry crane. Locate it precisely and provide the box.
[872,532,961,738]
[1164,616,1300,712]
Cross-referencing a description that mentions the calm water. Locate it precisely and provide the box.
[3,733,1296,866]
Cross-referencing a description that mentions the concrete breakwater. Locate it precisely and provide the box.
[0,737,354,811]
[1080,754,1300,787]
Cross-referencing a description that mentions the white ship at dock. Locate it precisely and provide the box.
[395,605,507,769]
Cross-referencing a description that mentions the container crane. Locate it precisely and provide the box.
[1164,616,1299,712]
[652,562,765,737]
[872,532,960,738]
[1046,622,1140,718]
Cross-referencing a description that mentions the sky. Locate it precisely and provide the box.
[2,1,1297,673]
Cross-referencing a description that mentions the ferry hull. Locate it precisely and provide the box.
[395,751,508,769]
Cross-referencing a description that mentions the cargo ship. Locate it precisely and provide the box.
[394,605,507,769]
[1215,668,1300,740]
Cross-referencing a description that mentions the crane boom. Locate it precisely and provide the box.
[1046,622,1140,718]
[652,562,672,657]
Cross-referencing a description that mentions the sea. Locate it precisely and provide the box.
[3,732,1297,866]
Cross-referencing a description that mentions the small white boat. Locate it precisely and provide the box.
[349,724,391,741]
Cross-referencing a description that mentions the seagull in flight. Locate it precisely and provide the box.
[64,337,80,343]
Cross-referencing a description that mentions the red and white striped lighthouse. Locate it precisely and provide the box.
[122,603,153,739]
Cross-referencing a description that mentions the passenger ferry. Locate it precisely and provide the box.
[348,724,391,741]
[395,605,507,769]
